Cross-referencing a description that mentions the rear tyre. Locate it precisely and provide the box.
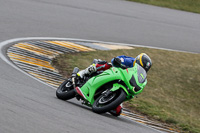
[92,89,126,114]
[56,79,76,100]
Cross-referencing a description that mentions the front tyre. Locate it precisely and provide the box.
[56,79,76,100]
[92,89,126,114]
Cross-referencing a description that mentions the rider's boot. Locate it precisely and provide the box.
[77,70,85,78]
[77,64,97,78]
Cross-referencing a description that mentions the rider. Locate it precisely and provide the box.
[77,53,152,116]
[77,53,152,78]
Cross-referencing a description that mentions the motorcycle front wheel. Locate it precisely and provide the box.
[56,79,76,100]
[92,89,126,114]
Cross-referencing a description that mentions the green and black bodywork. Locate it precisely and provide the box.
[56,63,147,114]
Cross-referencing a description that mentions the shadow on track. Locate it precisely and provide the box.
[55,97,138,125]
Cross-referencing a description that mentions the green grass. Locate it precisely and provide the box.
[52,48,200,133]
[128,0,200,14]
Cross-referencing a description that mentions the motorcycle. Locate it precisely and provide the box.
[56,63,147,116]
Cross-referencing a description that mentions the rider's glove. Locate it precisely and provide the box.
[86,64,97,74]
[112,57,121,67]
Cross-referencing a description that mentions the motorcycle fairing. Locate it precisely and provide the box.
[79,63,147,104]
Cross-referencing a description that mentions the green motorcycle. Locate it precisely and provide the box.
[56,63,147,116]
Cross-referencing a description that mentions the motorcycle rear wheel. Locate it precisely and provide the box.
[92,89,126,114]
[56,79,76,100]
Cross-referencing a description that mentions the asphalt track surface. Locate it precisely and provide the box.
[1,0,200,53]
[0,0,199,133]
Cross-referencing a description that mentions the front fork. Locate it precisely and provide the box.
[71,67,79,88]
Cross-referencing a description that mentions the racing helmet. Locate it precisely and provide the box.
[133,53,152,72]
